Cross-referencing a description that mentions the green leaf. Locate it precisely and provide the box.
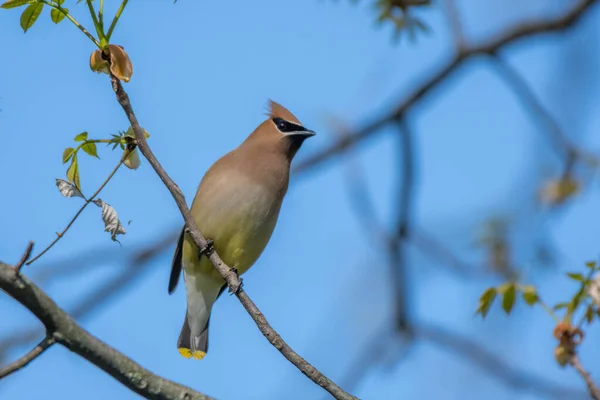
[81,142,99,158]
[497,282,512,294]
[50,6,67,24]
[521,286,539,306]
[476,287,497,318]
[74,132,88,142]
[66,156,80,189]
[62,147,75,164]
[586,261,597,270]
[502,284,516,314]
[567,272,584,282]
[1,0,31,9]
[19,2,42,32]
[553,302,569,311]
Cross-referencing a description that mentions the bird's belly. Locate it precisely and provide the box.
[183,186,281,280]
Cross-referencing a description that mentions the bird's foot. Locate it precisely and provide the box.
[198,239,214,258]
[228,267,243,295]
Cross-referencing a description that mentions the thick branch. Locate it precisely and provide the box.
[293,0,597,176]
[109,77,356,400]
[0,263,212,400]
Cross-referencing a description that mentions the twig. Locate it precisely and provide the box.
[14,241,34,273]
[27,150,129,265]
[39,1,101,48]
[0,263,213,400]
[0,336,55,380]
[106,0,129,42]
[570,354,600,400]
[108,76,357,400]
[292,0,597,176]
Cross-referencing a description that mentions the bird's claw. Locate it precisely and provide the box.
[198,239,214,258]
[228,267,243,295]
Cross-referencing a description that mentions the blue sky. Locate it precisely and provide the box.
[1,1,600,399]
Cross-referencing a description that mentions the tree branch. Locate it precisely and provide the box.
[0,262,213,400]
[0,335,55,380]
[108,77,356,400]
[570,355,600,400]
[293,0,597,176]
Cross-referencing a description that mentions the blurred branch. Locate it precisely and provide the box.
[569,355,600,400]
[488,54,578,161]
[442,0,466,51]
[0,232,177,363]
[0,335,55,380]
[108,75,357,400]
[0,262,212,400]
[388,119,416,331]
[293,0,597,176]
[417,322,586,399]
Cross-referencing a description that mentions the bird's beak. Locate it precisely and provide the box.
[286,129,316,138]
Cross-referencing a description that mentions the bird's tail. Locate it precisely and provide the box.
[177,276,226,360]
[177,309,211,360]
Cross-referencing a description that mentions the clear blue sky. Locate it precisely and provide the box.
[1,1,600,399]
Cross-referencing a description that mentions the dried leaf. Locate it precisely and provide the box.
[55,178,84,199]
[93,199,126,241]
[90,49,110,75]
[107,44,133,83]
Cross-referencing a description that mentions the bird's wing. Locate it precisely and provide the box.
[168,227,185,294]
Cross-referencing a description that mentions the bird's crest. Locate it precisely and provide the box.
[266,99,301,125]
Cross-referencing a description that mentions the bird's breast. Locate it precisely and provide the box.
[183,179,284,280]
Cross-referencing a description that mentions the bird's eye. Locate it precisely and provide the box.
[278,120,287,130]
[273,117,291,132]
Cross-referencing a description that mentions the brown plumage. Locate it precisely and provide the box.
[169,100,315,360]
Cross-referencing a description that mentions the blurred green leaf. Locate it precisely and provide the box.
[502,284,516,314]
[81,142,99,158]
[1,0,30,9]
[567,272,584,282]
[62,147,75,164]
[74,132,88,142]
[586,261,597,270]
[50,6,67,24]
[476,287,497,318]
[584,304,595,324]
[522,286,539,306]
[553,302,569,311]
[20,2,42,32]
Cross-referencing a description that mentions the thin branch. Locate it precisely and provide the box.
[417,322,586,399]
[0,263,213,400]
[106,0,129,42]
[292,0,597,176]
[570,354,600,400]
[86,0,104,43]
[39,1,101,48]
[27,150,129,265]
[0,335,55,380]
[108,75,357,400]
[14,241,34,273]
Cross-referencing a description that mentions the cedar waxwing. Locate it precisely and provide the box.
[168,100,315,360]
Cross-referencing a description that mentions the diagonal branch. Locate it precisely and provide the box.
[570,354,600,400]
[0,262,213,400]
[293,0,597,176]
[0,335,55,380]
[108,77,357,400]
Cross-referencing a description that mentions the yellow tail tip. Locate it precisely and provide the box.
[178,348,206,360]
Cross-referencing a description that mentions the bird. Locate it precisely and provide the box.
[168,100,316,360]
